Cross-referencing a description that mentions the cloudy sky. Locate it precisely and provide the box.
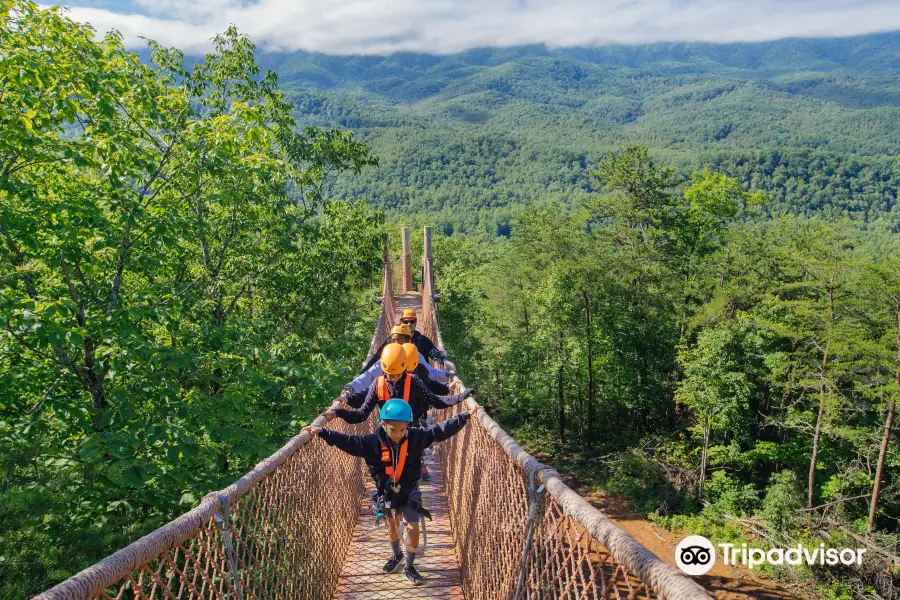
[60,0,900,55]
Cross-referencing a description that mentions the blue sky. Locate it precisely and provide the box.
[57,0,900,55]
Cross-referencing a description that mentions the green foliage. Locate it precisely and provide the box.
[762,471,804,537]
[704,471,759,517]
[244,36,900,233]
[432,143,900,597]
[0,2,382,595]
[606,452,690,516]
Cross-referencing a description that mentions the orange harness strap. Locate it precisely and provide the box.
[381,439,409,483]
[377,375,412,402]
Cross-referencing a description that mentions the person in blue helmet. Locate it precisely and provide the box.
[305,399,474,586]
[325,343,474,482]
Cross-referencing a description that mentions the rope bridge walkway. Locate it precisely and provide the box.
[34,227,712,600]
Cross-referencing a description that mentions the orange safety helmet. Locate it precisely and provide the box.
[380,343,407,376]
[401,308,417,321]
[402,343,419,372]
[391,323,412,337]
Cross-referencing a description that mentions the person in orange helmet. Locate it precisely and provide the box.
[360,309,447,375]
[399,308,447,365]
[325,343,475,481]
[340,328,449,406]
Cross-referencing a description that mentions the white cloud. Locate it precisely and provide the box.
[62,0,900,55]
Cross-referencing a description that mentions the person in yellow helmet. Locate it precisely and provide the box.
[359,311,447,376]
[325,343,475,444]
[403,342,449,396]
[391,323,412,345]
[340,336,449,408]
[399,308,447,365]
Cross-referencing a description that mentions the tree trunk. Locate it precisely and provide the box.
[557,365,566,445]
[83,337,110,432]
[808,389,826,509]
[868,397,895,536]
[809,283,835,509]
[557,339,566,445]
[698,416,710,500]
[582,288,595,443]
[868,305,900,536]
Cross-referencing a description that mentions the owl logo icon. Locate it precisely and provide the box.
[675,535,716,576]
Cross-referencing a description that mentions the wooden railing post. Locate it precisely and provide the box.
[401,226,412,293]
[423,225,433,293]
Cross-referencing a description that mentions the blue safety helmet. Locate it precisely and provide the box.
[380,399,412,422]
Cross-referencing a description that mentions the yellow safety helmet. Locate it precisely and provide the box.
[380,343,407,376]
[391,324,412,337]
[401,308,417,321]
[402,343,419,372]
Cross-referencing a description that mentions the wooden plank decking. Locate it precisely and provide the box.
[333,449,464,600]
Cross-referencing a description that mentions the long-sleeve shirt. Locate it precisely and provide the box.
[359,330,447,374]
[319,413,470,488]
[344,364,449,408]
[346,351,447,395]
[334,372,466,424]
[411,330,446,364]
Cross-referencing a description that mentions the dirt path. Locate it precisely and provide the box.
[581,490,799,600]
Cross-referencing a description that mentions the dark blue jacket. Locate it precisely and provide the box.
[336,372,465,423]
[319,413,470,488]
[359,330,446,374]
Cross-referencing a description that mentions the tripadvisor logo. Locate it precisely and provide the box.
[675,535,867,575]
[675,535,716,576]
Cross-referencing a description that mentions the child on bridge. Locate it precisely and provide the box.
[340,328,449,402]
[327,343,474,481]
[306,399,473,586]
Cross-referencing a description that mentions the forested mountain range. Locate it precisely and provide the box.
[256,34,900,234]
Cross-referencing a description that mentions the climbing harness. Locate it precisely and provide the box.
[377,374,411,403]
[381,438,409,492]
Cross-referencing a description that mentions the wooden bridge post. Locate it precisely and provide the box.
[401,226,412,293]
[423,225,434,293]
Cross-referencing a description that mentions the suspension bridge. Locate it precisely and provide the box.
[33,227,712,600]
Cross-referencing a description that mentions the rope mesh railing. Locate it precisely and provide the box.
[421,246,711,600]
[34,246,398,600]
[33,229,711,600]
[34,412,373,600]
[390,257,406,296]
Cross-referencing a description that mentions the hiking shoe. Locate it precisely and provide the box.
[405,566,425,586]
[421,464,432,481]
[383,554,403,573]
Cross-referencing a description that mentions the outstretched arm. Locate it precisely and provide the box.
[413,375,475,409]
[315,428,369,457]
[425,412,471,445]
[346,362,382,395]
[344,387,368,409]
[421,352,449,384]
[359,338,389,374]
[333,383,378,424]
